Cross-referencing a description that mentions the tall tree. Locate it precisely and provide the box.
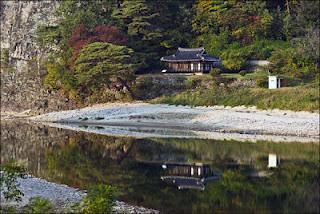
[150,0,194,50]
[112,0,161,40]
[192,0,273,44]
[68,24,128,65]
[112,0,163,71]
[74,42,135,91]
[283,0,320,39]
[192,0,233,35]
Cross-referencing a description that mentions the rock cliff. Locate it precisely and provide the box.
[0,1,76,114]
[1,1,59,70]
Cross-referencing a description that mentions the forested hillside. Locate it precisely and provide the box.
[34,0,319,105]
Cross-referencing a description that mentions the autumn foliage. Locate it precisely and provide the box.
[68,24,128,64]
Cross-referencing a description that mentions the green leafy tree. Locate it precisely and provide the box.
[74,42,135,91]
[192,0,233,35]
[220,43,248,70]
[112,0,161,41]
[193,1,273,44]
[156,1,194,50]
[44,62,76,91]
[269,46,318,78]
[0,161,26,202]
[194,32,228,56]
[283,0,320,39]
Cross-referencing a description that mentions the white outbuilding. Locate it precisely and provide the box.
[268,75,283,89]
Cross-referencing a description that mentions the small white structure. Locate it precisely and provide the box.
[268,154,278,168]
[268,75,282,89]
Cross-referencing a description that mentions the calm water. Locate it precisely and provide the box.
[1,120,319,213]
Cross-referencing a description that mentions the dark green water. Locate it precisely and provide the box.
[1,120,319,213]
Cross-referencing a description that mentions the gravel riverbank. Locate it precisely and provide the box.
[1,175,159,213]
[30,102,319,143]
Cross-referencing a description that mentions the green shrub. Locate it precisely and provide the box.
[77,185,116,214]
[0,161,26,202]
[209,68,222,78]
[44,63,76,91]
[239,70,247,76]
[132,76,154,99]
[23,197,53,214]
[1,206,18,214]
[256,78,268,88]
[185,79,197,89]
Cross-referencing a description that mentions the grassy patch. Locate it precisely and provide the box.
[153,84,319,112]
[221,71,269,80]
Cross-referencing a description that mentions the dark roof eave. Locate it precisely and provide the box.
[161,59,220,62]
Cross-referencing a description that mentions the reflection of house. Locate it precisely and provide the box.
[160,163,219,190]
[268,154,279,168]
[160,47,220,73]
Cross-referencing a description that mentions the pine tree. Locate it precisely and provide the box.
[112,0,163,71]
[74,42,135,89]
[112,0,161,41]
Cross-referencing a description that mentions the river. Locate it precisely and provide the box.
[1,120,319,213]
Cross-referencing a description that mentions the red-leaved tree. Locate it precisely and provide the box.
[68,24,128,65]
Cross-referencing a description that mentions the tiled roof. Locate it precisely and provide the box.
[161,47,220,62]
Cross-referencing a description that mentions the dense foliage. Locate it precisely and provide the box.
[37,0,319,103]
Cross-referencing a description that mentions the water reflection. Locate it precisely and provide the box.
[161,163,220,191]
[268,154,279,168]
[1,120,319,213]
[41,121,319,143]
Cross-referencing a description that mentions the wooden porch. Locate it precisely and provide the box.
[166,62,214,73]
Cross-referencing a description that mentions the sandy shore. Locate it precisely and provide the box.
[1,174,158,213]
[29,102,320,143]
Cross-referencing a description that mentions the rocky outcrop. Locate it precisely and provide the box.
[0,1,77,113]
[0,1,59,70]
[1,67,76,113]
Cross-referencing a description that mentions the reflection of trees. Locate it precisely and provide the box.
[191,160,319,213]
[151,138,319,167]
[2,121,319,213]
[44,135,319,213]
[45,134,137,189]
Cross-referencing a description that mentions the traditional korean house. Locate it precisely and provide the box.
[160,47,220,73]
